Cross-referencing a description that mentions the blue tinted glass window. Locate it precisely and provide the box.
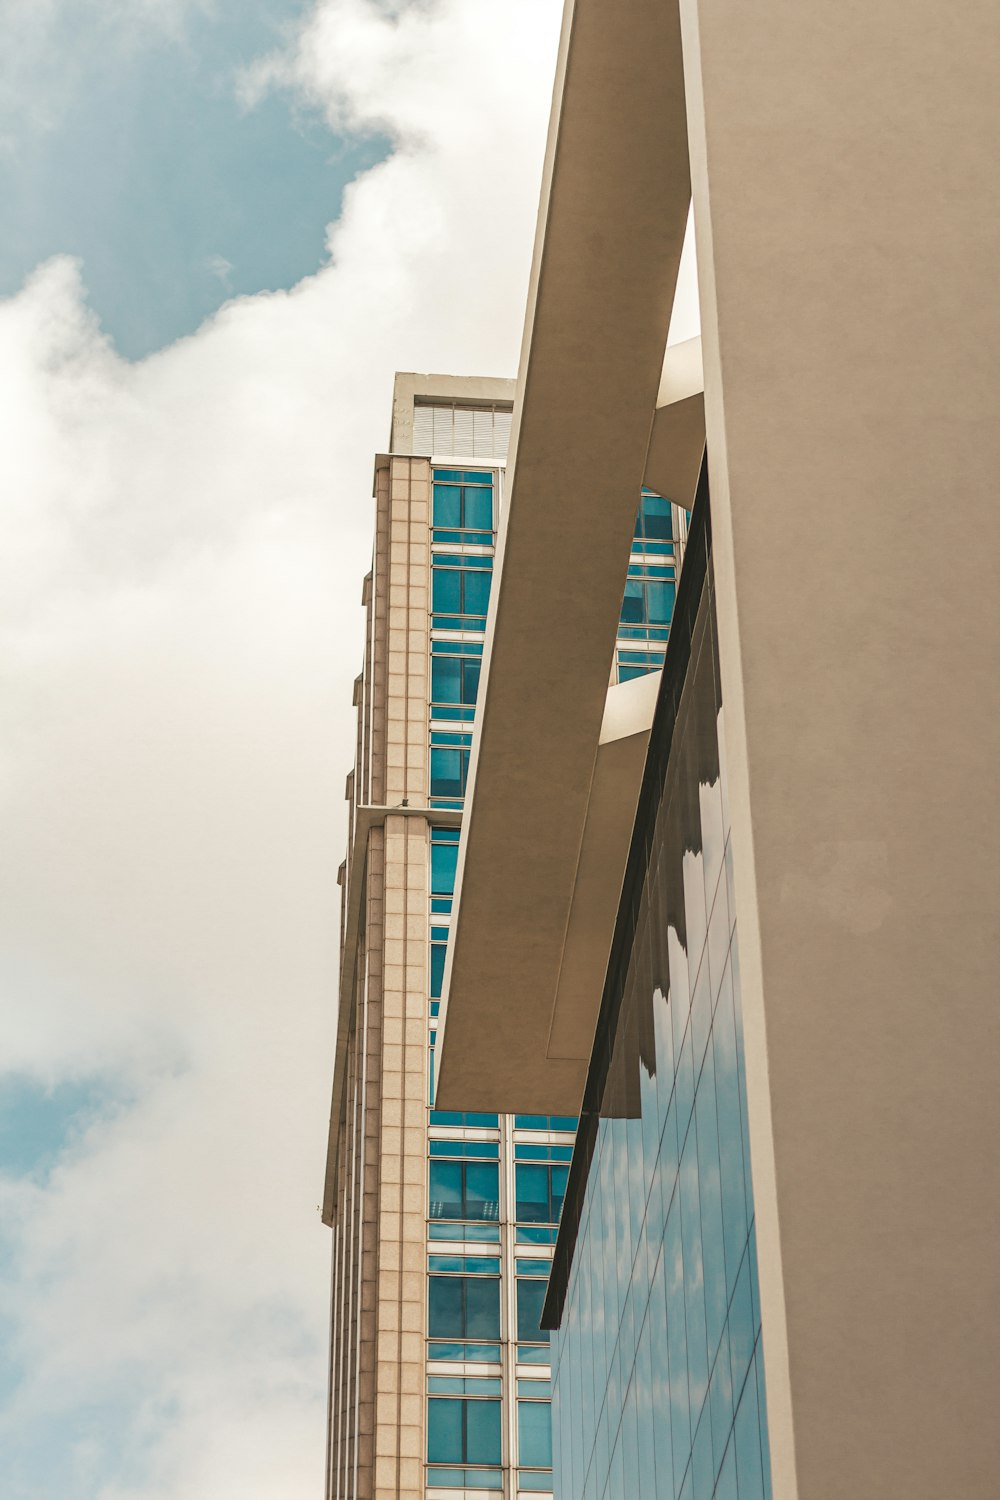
[517,1400,553,1468]
[432,568,462,614]
[515,1164,548,1223]
[551,1165,568,1221]
[429,1275,464,1337]
[464,487,493,531]
[432,655,461,703]
[427,1398,502,1466]
[646,579,675,624]
[431,839,459,896]
[431,747,469,799]
[429,1159,500,1221]
[516,1278,550,1344]
[432,654,481,706]
[463,570,491,617]
[433,484,462,528]
[429,1159,462,1218]
[463,658,481,703]
[515,1163,566,1224]
[514,1115,577,1131]
[430,1111,500,1129]
[432,473,494,536]
[428,1398,463,1463]
[430,942,446,998]
[429,1276,501,1340]
[465,1162,500,1220]
[466,1399,502,1465]
[639,493,673,539]
[621,578,645,623]
[465,1278,501,1339]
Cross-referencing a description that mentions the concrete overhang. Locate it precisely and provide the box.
[435,0,699,1114]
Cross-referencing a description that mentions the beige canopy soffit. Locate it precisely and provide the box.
[435,0,701,1116]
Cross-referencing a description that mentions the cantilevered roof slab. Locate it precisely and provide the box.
[435,0,697,1114]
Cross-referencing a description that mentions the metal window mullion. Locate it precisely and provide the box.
[500,1110,518,1500]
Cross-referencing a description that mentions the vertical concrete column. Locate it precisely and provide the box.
[386,458,430,809]
[374,813,427,1499]
[679,2,1000,1497]
[372,456,431,1498]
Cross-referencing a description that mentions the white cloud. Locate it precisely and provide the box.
[0,0,212,140]
[205,253,235,290]
[0,1,562,1496]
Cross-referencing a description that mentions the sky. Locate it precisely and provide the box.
[0,1,566,1495]
[0,2,701,1496]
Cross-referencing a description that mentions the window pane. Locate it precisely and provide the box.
[620,578,646,624]
[462,658,482,704]
[430,942,446,999]
[550,1165,568,1223]
[465,1277,501,1340]
[515,1164,550,1223]
[432,656,462,703]
[428,1398,464,1463]
[641,494,673,539]
[464,1162,500,1220]
[463,570,491,617]
[464,487,493,531]
[429,1160,463,1219]
[466,1399,503,1466]
[431,747,466,799]
[432,568,462,614]
[429,1276,465,1337]
[431,840,459,895]
[518,1400,553,1468]
[433,484,462,528]
[516,1279,549,1344]
[645,580,676,624]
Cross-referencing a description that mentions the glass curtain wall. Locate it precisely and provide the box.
[427,467,573,1498]
[426,473,691,1497]
[614,489,689,684]
[547,496,773,1500]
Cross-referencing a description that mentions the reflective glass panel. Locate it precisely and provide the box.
[549,518,771,1500]
[518,1399,553,1468]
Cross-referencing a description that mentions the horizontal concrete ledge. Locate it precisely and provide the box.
[322,803,461,1227]
[647,338,706,503]
[656,335,704,409]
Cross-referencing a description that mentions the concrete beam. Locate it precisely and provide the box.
[435,0,695,1113]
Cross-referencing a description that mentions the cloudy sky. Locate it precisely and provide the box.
[0,1,566,1495]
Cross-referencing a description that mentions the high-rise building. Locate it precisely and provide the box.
[323,375,564,1500]
[322,371,696,1500]
[432,3,1000,1500]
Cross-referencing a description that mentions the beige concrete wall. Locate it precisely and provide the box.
[372,814,427,1500]
[385,459,430,810]
[327,455,433,1499]
[390,372,516,453]
[680,2,1000,1496]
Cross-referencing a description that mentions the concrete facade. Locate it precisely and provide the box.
[326,450,434,1500]
[682,3,1000,1494]
[328,376,588,1500]
[434,1,1000,1497]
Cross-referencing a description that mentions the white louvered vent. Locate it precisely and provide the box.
[411,402,513,461]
